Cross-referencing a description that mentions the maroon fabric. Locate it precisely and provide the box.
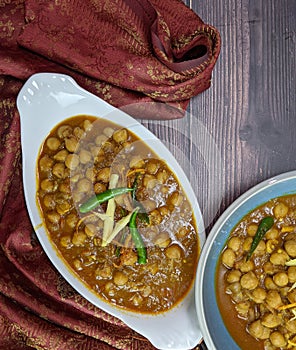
[0,0,220,348]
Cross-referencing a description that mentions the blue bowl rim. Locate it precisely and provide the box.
[195,170,296,349]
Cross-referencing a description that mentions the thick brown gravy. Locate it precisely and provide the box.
[37,115,199,313]
[216,194,296,349]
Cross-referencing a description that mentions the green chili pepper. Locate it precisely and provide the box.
[79,187,133,213]
[129,210,147,264]
[246,216,274,260]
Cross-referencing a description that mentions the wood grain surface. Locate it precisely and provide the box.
[148,1,295,349]
[187,0,296,226]
[145,0,296,233]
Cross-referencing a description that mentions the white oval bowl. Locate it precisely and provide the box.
[17,73,205,350]
[195,170,296,349]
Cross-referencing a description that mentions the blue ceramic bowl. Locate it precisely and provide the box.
[195,170,296,349]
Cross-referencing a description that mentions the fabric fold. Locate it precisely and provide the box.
[16,0,220,110]
[0,1,220,348]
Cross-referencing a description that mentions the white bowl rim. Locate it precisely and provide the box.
[17,72,205,350]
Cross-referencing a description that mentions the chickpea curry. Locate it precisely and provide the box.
[217,194,296,349]
[37,115,199,313]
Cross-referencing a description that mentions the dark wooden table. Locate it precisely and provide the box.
[144,1,296,349]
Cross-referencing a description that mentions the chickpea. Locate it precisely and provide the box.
[228,236,241,252]
[248,320,271,340]
[65,137,78,152]
[46,137,61,151]
[79,149,92,164]
[221,248,236,268]
[120,250,138,266]
[94,182,107,194]
[266,290,283,309]
[85,224,96,237]
[85,167,95,182]
[104,281,115,296]
[59,180,70,193]
[47,211,60,225]
[270,250,290,266]
[142,199,156,212]
[40,179,57,193]
[263,261,278,275]
[226,270,242,283]
[73,259,82,270]
[39,155,54,172]
[273,271,289,287]
[226,282,241,295]
[53,149,69,162]
[274,202,289,219]
[132,293,143,306]
[73,126,85,139]
[177,227,188,239]
[96,167,110,183]
[43,194,55,209]
[142,285,152,297]
[160,185,169,195]
[76,178,92,193]
[56,201,70,215]
[270,331,287,348]
[103,127,114,138]
[113,271,128,286]
[235,301,250,319]
[96,264,112,279]
[66,213,79,229]
[240,271,259,290]
[265,227,279,240]
[165,244,183,259]
[95,134,108,146]
[286,319,296,333]
[72,191,84,203]
[287,289,296,303]
[122,141,132,149]
[261,313,282,328]
[129,155,145,169]
[83,119,93,131]
[146,160,160,175]
[264,276,278,290]
[159,206,170,217]
[65,154,80,170]
[91,146,104,160]
[52,162,66,179]
[237,260,254,273]
[242,237,253,252]
[149,209,162,225]
[254,240,266,256]
[266,239,279,254]
[143,174,156,188]
[72,231,87,246]
[285,239,296,257]
[169,191,183,207]
[145,262,159,275]
[288,266,296,283]
[145,178,160,191]
[156,169,169,184]
[154,232,171,248]
[57,125,72,139]
[112,128,128,143]
[60,235,72,248]
[252,287,267,303]
[247,224,258,237]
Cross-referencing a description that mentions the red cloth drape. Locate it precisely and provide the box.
[0,0,220,349]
